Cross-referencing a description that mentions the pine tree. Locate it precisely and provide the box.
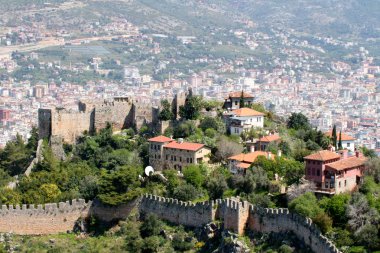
[338,131,343,150]
[239,90,245,108]
[332,125,337,150]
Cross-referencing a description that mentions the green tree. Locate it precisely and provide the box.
[239,90,245,108]
[338,130,343,150]
[158,99,174,121]
[183,165,204,188]
[97,165,143,206]
[179,96,203,120]
[206,174,228,199]
[287,113,310,130]
[173,121,196,138]
[0,188,22,205]
[289,192,332,233]
[142,236,161,253]
[319,194,350,226]
[79,175,99,200]
[140,214,163,238]
[332,125,337,150]
[361,146,377,158]
[171,183,199,201]
[40,183,61,203]
[0,133,31,176]
[199,117,225,133]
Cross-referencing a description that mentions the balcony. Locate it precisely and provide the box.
[314,187,336,195]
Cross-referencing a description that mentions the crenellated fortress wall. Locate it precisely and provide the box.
[0,199,91,235]
[0,195,341,253]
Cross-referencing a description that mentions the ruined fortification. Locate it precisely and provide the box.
[38,91,189,144]
[0,195,340,253]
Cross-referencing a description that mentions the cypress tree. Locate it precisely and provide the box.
[239,90,245,108]
[338,131,343,150]
[332,125,337,150]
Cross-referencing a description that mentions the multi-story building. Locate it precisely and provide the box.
[148,136,211,171]
[304,149,366,195]
[254,134,281,151]
[325,131,356,152]
[228,151,276,175]
[224,108,265,135]
[223,91,255,110]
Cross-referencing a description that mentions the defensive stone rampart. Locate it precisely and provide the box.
[94,98,133,131]
[0,196,341,253]
[0,199,91,235]
[139,195,214,227]
[248,207,340,253]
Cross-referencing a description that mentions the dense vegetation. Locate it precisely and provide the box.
[0,98,379,252]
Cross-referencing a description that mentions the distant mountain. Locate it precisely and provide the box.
[206,0,380,39]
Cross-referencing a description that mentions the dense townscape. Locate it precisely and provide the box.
[0,0,380,253]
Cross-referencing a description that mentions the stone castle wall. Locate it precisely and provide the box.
[38,109,52,140]
[38,97,164,144]
[0,199,91,235]
[50,109,94,144]
[0,196,341,253]
[94,98,133,132]
[248,207,340,253]
[139,195,214,227]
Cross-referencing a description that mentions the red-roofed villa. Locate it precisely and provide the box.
[148,136,211,171]
[304,149,367,195]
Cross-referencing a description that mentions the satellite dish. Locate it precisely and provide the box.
[145,166,154,176]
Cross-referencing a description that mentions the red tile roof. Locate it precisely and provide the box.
[259,134,281,143]
[325,156,367,171]
[148,135,173,143]
[304,150,341,161]
[236,162,251,169]
[228,151,275,163]
[229,91,254,98]
[164,141,205,151]
[325,131,355,141]
[231,108,265,117]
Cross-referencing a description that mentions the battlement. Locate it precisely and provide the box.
[0,195,342,252]
[0,199,90,215]
[0,199,91,235]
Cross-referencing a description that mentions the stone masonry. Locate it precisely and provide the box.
[0,195,340,253]
[38,91,189,144]
[140,195,341,253]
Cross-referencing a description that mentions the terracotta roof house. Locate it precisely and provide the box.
[148,136,211,171]
[228,151,275,174]
[223,91,255,110]
[304,149,366,195]
[325,130,356,152]
[252,134,281,151]
[224,108,265,136]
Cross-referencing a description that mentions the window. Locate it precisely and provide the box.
[166,155,169,160]
[344,180,347,186]
[347,143,350,147]
[317,169,320,176]
[325,181,329,188]
[186,158,189,163]
[235,101,238,105]
[180,157,182,162]
[308,168,311,175]
[339,182,341,188]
